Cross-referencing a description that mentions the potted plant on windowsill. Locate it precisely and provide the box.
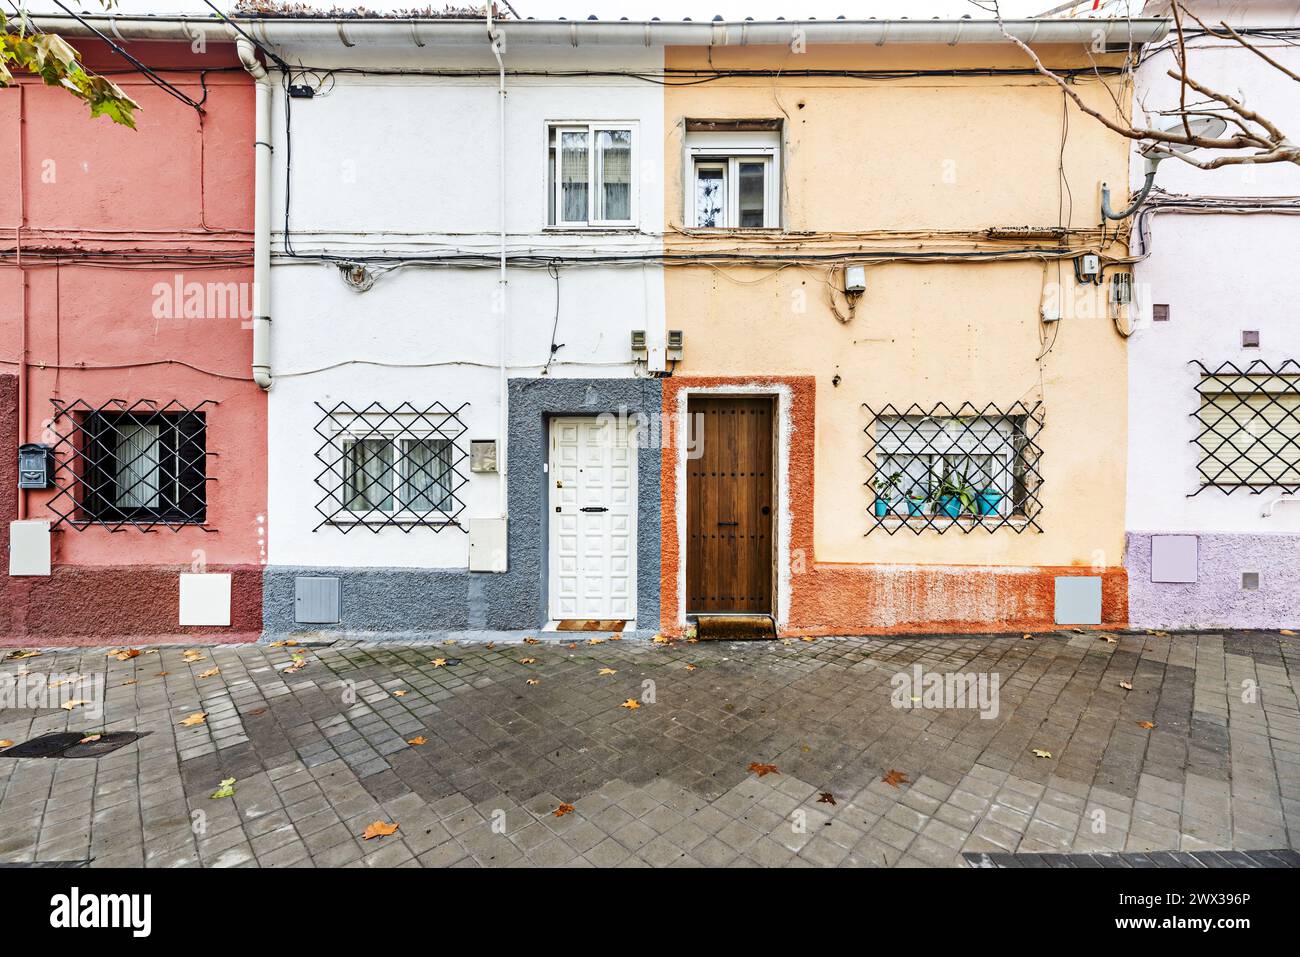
[974,486,1005,517]
[873,472,902,518]
[934,471,976,519]
[905,490,928,516]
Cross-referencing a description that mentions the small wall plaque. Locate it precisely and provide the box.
[470,440,498,473]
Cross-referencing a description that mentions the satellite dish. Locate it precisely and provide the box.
[1142,115,1230,159]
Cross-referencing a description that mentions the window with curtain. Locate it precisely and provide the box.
[342,436,457,515]
[76,409,208,525]
[547,123,635,226]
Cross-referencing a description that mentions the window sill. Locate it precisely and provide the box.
[870,514,1037,532]
[543,225,642,234]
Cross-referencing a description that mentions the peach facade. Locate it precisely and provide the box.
[661,42,1136,633]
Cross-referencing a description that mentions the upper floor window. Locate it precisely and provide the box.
[547,122,636,228]
[684,121,781,229]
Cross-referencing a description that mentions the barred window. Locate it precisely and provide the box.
[44,400,211,530]
[314,401,469,532]
[1194,360,1300,492]
[863,402,1043,535]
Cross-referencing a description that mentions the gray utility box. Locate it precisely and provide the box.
[295,576,341,624]
[18,444,54,490]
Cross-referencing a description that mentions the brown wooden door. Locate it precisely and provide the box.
[687,396,774,613]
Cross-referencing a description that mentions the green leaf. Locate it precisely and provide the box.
[210,778,236,799]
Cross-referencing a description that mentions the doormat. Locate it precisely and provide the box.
[694,615,777,640]
[0,731,147,759]
[556,620,628,632]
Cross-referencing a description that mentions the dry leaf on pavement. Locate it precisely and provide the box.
[407,736,427,746]
[597,668,617,676]
[109,648,141,661]
[1138,720,1156,730]
[1119,680,1133,690]
[685,663,697,671]
[883,769,910,787]
[0,741,12,749]
[61,700,90,711]
[180,711,208,727]
[553,803,575,817]
[431,658,447,667]
[392,690,407,697]
[817,792,837,806]
[197,667,220,679]
[211,778,236,799]
[362,821,399,840]
[78,734,101,744]
[182,650,206,662]
[526,679,540,686]
[524,637,540,645]
[748,762,779,777]
[621,698,640,710]
[1031,749,1052,758]
[519,657,537,665]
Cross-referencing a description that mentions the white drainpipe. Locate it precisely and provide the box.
[489,12,508,518]
[236,37,273,391]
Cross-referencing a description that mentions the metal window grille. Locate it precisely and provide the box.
[1192,359,1300,494]
[862,401,1044,535]
[313,401,470,532]
[45,399,213,532]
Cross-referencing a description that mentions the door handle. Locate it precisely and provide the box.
[581,506,609,513]
[717,521,739,526]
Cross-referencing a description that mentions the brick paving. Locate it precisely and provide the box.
[0,630,1297,868]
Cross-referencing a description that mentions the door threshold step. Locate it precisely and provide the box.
[693,614,777,640]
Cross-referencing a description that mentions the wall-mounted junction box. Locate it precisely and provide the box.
[844,264,867,294]
[469,517,507,572]
[1054,576,1102,625]
[1079,253,1101,279]
[295,576,341,624]
[179,573,232,627]
[667,330,684,362]
[9,520,51,576]
[1151,535,1197,583]
[630,330,648,358]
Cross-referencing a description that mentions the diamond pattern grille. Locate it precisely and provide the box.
[313,401,470,532]
[45,398,212,532]
[1192,359,1300,494]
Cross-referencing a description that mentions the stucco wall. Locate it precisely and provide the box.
[1125,7,1300,627]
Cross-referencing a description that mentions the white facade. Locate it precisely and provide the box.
[264,43,666,569]
[1126,1,1300,625]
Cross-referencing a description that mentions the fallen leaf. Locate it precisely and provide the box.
[685,663,697,671]
[524,637,540,645]
[5,650,41,660]
[48,678,73,689]
[1102,634,1119,644]
[587,637,606,645]
[817,792,837,806]
[597,667,617,676]
[1138,720,1156,730]
[800,636,817,642]
[526,679,540,686]
[246,708,266,717]
[652,634,670,644]
[269,640,299,647]
[78,734,102,744]
[407,736,427,746]
[109,648,141,661]
[608,635,622,641]
[800,744,811,752]
[621,698,641,710]
[748,762,779,777]
[1022,633,1035,641]
[180,711,208,727]
[120,679,136,686]
[553,803,575,818]
[431,658,447,667]
[0,740,12,749]
[182,650,206,662]
[61,700,90,711]
[567,643,578,650]
[392,690,407,697]
[156,671,170,677]
[485,642,496,650]
[519,657,537,665]
[883,769,910,787]
[1031,748,1052,758]
[1281,629,1296,636]
[362,821,399,840]
[211,778,236,799]
[443,639,457,646]
[197,667,220,679]
[1119,680,1133,690]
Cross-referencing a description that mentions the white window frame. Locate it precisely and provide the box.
[684,132,781,229]
[334,419,459,524]
[874,416,1021,519]
[546,121,638,229]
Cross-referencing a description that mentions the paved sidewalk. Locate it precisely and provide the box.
[1,630,1297,867]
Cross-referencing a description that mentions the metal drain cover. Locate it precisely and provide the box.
[0,731,146,759]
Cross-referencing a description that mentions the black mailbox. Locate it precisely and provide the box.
[18,444,54,490]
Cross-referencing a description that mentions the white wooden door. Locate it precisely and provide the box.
[548,416,637,621]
